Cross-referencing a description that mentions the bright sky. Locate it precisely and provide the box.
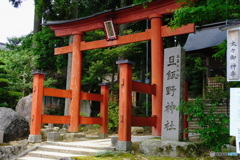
[0,0,34,43]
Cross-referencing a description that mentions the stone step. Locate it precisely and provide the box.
[28,150,84,159]
[38,144,103,155]
[17,138,116,160]
[45,139,115,151]
[17,156,55,160]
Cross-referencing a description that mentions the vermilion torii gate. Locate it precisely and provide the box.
[28,0,195,146]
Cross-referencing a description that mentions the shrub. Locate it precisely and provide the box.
[0,78,9,87]
[108,101,119,131]
[179,98,230,151]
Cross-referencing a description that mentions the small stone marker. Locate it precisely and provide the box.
[48,123,54,128]
[162,46,185,141]
[28,135,42,143]
[0,131,3,143]
[111,137,118,146]
[47,132,60,142]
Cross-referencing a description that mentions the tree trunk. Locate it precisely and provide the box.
[64,37,73,115]
[33,0,41,34]
[64,0,79,115]
[118,0,128,37]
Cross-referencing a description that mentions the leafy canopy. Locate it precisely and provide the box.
[170,0,240,27]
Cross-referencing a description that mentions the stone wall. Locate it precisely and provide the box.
[0,140,28,160]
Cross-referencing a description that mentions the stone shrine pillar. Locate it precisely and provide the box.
[162,46,185,141]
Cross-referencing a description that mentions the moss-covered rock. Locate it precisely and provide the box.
[140,139,202,157]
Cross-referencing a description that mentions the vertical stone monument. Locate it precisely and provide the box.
[162,46,185,141]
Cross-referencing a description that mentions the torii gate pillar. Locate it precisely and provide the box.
[68,33,83,132]
[150,14,163,136]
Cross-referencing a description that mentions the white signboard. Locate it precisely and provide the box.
[230,88,240,136]
[162,47,184,141]
[227,29,240,81]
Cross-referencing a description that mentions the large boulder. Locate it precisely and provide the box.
[15,95,91,121]
[0,107,29,142]
[16,94,32,123]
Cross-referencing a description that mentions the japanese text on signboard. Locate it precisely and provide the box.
[227,30,240,81]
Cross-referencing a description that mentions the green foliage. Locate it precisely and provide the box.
[0,68,7,74]
[6,37,24,50]
[0,60,5,65]
[33,27,68,71]
[42,78,58,89]
[32,27,70,89]
[170,0,240,28]
[206,77,228,104]
[132,0,152,7]
[35,0,77,22]
[5,34,34,51]
[0,47,38,97]
[206,87,227,104]
[108,102,119,131]
[134,97,152,116]
[36,0,120,23]
[44,106,64,115]
[185,54,206,97]
[0,78,9,87]
[179,98,229,151]
[20,34,34,50]
[7,91,22,107]
[0,34,63,108]
[77,0,120,17]
[212,40,227,60]
[84,30,105,42]
[0,56,22,108]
